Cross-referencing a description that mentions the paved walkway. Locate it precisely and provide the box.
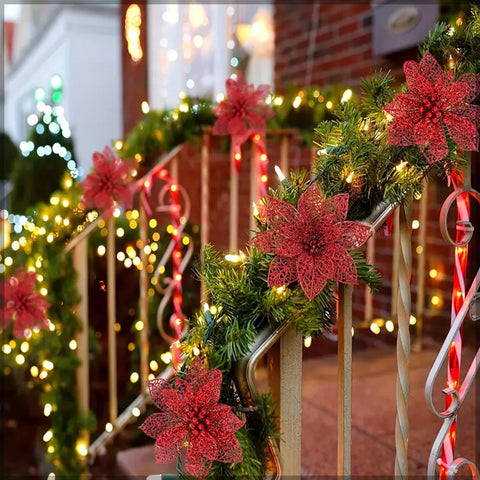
[116,338,478,478]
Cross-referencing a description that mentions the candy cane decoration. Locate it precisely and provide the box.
[440,166,470,478]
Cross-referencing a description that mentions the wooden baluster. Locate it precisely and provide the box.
[337,283,353,478]
[139,194,149,392]
[279,326,303,476]
[230,143,239,252]
[107,216,118,422]
[414,181,428,351]
[73,238,90,450]
[201,129,211,304]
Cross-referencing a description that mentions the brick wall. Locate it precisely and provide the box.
[273,2,416,91]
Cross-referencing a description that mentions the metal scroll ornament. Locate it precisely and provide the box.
[425,174,480,479]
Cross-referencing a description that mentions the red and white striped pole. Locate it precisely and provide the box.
[440,166,470,478]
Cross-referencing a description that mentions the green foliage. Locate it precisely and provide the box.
[10,103,76,212]
[0,131,18,180]
[313,72,430,221]
[2,177,92,477]
[121,96,216,171]
[420,6,480,78]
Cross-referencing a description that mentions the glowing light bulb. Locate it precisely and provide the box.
[304,336,312,348]
[346,172,354,183]
[274,165,286,182]
[105,422,113,433]
[132,407,141,417]
[292,95,302,108]
[369,323,381,334]
[43,430,53,442]
[385,320,394,332]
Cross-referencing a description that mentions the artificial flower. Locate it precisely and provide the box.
[251,186,370,300]
[385,51,480,163]
[80,146,133,216]
[1,267,50,338]
[213,74,274,146]
[140,358,244,479]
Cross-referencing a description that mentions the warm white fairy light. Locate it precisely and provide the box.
[274,165,286,182]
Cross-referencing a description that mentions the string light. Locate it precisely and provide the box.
[385,320,394,332]
[412,220,420,229]
[43,430,53,442]
[429,269,438,279]
[105,422,113,433]
[150,360,159,371]
[304,336,312,348]
[341,88,353,103]
[130,372,139,383]
[76,441,88,457]
[409,315,417,325]
[132,407,141,417]
[141,101,150,114]
[15,354,25,365]
[370,323,381,334]
[69,339,77,350]
[135,320,144,331]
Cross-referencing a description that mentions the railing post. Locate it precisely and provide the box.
[414,181,428,351]
[394,201,412,479]
[72,238,90,451]
[229,143,239,252]
[279,326,302,477]
[337,283,353,478]
[139,193,149,393]
[107,216,118,422]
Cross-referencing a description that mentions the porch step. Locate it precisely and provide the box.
[116,445,177,477]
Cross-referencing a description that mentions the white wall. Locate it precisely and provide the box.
[4,5,121,175]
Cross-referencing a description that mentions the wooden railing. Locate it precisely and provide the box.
[63,130,448,478]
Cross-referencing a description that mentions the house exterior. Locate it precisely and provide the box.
[4,4,122,175]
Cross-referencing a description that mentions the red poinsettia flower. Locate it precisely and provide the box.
[213,74,274,145]
[80,146,133,216]
[250,186,370,300]
[140,358,244,480]
[1,267,50,338]
[385,51,480,163]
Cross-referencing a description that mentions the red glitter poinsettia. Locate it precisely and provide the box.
[213,74,274,146]
[251,186,370,301]
[140,358,244,479]
[80,146,133,216]
[385,51,480,163]
[1,267,50,338]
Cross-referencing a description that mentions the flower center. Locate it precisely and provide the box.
[188,406,210,437]
[232,99,247,118]
[301,231,323,255]
[100,175,113,191]
[15,292,29,313]
[419,93,443,123]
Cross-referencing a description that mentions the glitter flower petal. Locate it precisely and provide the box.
[1,267,50,338]
[251,185,370,301]
[385,52,480,163]
[140,359,244,480]
[80,146,133,216]
[213,74,274,144]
